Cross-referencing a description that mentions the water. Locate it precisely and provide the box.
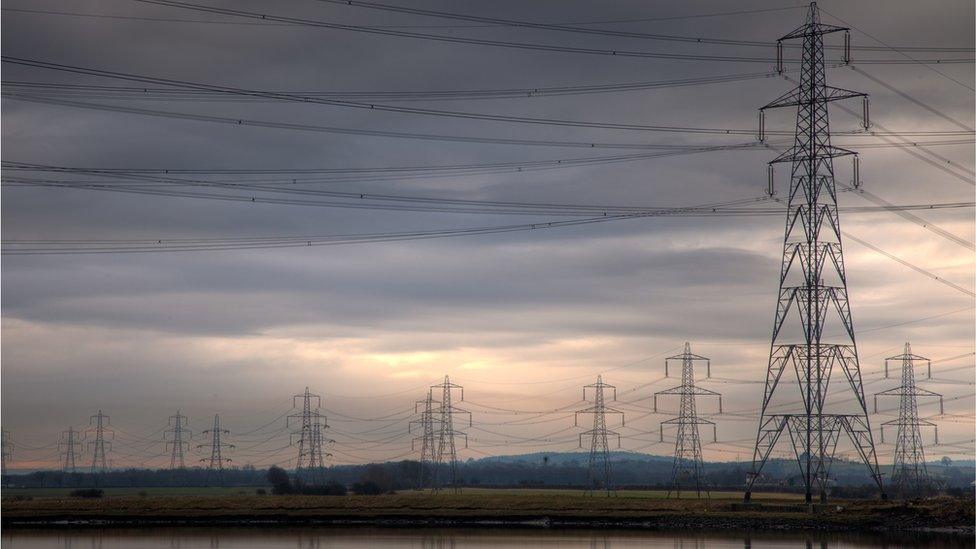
[3,528,973,549]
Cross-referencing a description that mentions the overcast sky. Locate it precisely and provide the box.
[2,0,973,471]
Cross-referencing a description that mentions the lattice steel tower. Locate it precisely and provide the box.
[165,410,192,469]
[874,343,942,497]
[59,427,82,473]
[86,410,112,474]
[432,376,469,493]
[199,414,233,486]
[746,2,884,503]
[410,389,440,490]
[1,428,11,481]
[575,375,624,495]
[289,387,329,483]
[654,343,722,498]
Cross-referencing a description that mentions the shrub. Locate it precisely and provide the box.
[267,466,293,495]
[256,488,267,495]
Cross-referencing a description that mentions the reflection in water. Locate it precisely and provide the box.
[2,527,973,549]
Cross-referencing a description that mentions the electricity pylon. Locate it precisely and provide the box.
[409,389,440,490]
[1,428,11,482]
[746,2,884,504]
[165,410,192,469]
[874,343,942,497]
[86,410,113,474]
[198,414,233,486]
[575,375,624,495]
[289,387,330,484]
[654,343,722,498]
[311,413,334,476]
[431,375,470,493]
[59,427,83,473]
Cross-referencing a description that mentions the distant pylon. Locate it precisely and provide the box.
[409,389,440,490]
[431,375,470,493]
[165,411,192,469]
[1,428,12,482]
[874,343,943,497]
[59,427,83,473]
[575,375,624,495]
[198,414,233,486]
[86,410,113,474]
[654,343,722,498]
[289,387,330,484]
[745,2,884,504]
[311,412,334,475]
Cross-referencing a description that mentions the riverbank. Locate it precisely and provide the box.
[2,492,973,534]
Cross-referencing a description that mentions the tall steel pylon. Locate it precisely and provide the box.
[165,410,192,470]
[86,410,113,474]
[874,343,942,497]
[409,389,440,490]
[745,2,884,504]
[198,414,233,486]
[654,343,722,498]
[431,375,469,493]
[289,387,330,484]
[1,428,11,482]
[575,375,624,495]
[59,427,82,473]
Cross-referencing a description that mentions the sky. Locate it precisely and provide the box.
[1,0,974,472]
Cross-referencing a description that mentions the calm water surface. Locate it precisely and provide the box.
[3,528,973,548]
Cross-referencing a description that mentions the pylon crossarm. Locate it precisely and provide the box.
[913,387,943,398]
[764,85,865,111]
[769,144,857,165]
[780,20,847,41]
[665,351,710,362]
[692,386,722,397]
[654,385,684,396]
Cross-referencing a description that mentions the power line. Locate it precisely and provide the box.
[0,5,811,31]
[317,0,974,54]
[11,56,943,137]
[1,93,768,151]
[0,70,806,102]
[852,67,974,133]
[132,0,973,65]
[819,6,976,92]
[842,232,976,298]
[849,189,974,251]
